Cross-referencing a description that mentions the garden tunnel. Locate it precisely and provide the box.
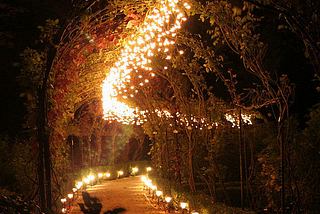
[19,0,319,213]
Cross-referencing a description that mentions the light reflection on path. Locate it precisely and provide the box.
[70,175,164,214]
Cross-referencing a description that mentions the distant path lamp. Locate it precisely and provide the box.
[61,197,67,209]
[98,173,103,183]
[105,172,111,179]
[180,202,188,214]
[145,179,152,194]
[165,196,172,213]
[156,190,162,205]
[67,193,73,208]
[76,181,83,195]
[141,176,147,189]
[151,185,157,199]
[72,187,77,198]
[146,166,152,179]
[118,170,124,178]
[191,211,199,214]
[83,177,90,190]
[88,174,95,186]
[132,167,139,175]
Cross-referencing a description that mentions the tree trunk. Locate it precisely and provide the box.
[239,109,244,210]
[187,130,196,193]
[112,134,117,164]
[278,121,285,214]
[96,133,102,166]
[38,85,51,211]
[37,124,45,210]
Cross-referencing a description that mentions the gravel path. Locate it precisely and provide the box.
[69,175,165,214]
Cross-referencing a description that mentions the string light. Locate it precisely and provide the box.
[101,0,190,124]
[225,113,252,128]
[100,1,253,129]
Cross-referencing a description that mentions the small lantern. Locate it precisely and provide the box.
[156,190,162,197]
[68,193,73,200]
[165,196,172,203]
[180,202,187,209]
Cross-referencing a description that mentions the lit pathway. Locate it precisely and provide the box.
[69,175,165,214]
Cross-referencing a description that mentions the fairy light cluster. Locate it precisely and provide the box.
[101,0,190,124]
[225,113,252,128]
[154,109,218,130]
[100,1,253,130]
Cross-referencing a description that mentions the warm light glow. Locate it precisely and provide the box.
[146,167,152,172]
[88,175,95,181]
[68,193,73,199]
[151,185,157,191]
[180,202,187,209]
[76,181,83,189]
[132,167,139,173]
[102,0,190,124]
[156,190,163,197]
[99,1,254,131]
[84,178,90,184]
[98,173,103,178]
[145,179,152,187]
[62,208,67,213]
[61,198,67,203]
[141,176,147,182]
[118,170,124,176]
[225,113,252,128]
[106,172,111,178]
[191,212,199,214]
[72,187,77,192]
[165,196,172,203]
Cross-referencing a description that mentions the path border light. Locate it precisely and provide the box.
[68,193,73,208]
[165,196,172,213]
[118,170,124,178]
[156,190,162,205]
[88,174,95,186]
[98,173,103,183]
[61,197,67,204]
[132,167,139,175]
[141,176,147,189]
[180,202,187,209]
[76,181,83,190]
[180,202,188,214]
[106,172,111,179]
[72,187,78,198]
[151,185,157,198]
